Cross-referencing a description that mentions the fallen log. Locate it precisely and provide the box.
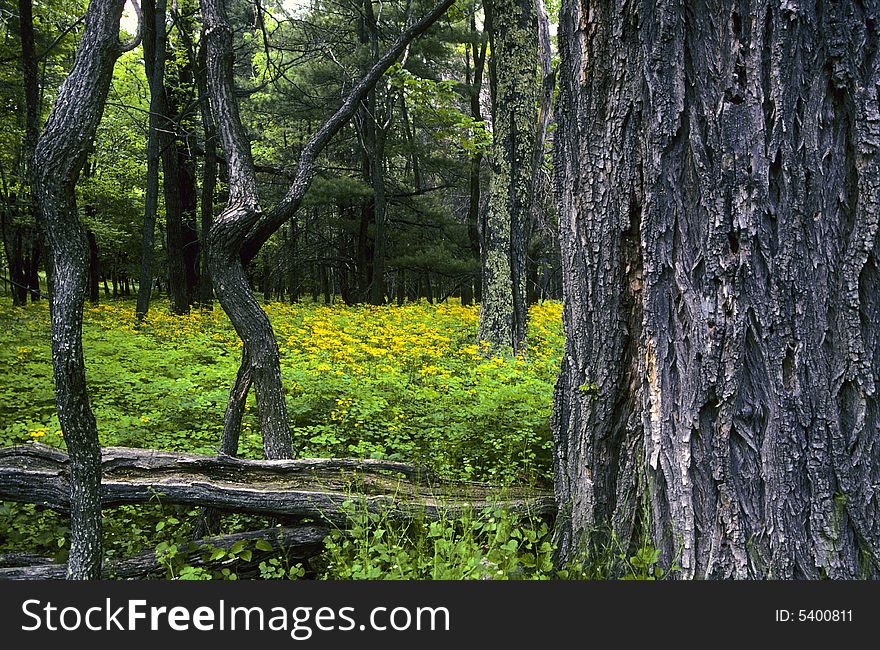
[0,524,329,580]
[0,443,556,524]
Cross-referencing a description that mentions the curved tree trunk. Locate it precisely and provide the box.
[201,0,455,460]
[32,0,135,579]
[553,0,880,579]
[479,0,537,353]
[202,0,292,459]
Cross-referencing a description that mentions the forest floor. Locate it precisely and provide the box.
[0,298,573,579]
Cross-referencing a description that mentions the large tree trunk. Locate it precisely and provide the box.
[31,0,136,579]
[479,0,537,353]
[553,0,880,579]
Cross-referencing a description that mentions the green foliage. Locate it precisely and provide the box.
[0,299,562,482]
[387,62,492,156]
[0,298,565,578]
[320,500,556,580]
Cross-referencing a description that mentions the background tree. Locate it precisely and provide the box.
[478,0,537,353]
[553,0,880,579]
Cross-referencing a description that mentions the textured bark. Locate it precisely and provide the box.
[553,0,880,579]
[479,0,538,353]
[31,0,137,579]
[0,525,328,580]
[0,444,555,523]
[202,0,292,459]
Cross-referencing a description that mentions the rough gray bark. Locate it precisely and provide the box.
[553,0,880,579]
[202,0,293,459]
[479,0,538,353]
[31,0,140,579]
[0,444,555,522]
[0,525,328,580]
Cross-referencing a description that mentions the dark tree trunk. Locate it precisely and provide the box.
[479,0,537,353]
[177,143,201,304]
[32,0,136,579]
[553,0,880,579]
[202,0,293,460]
[196,30,217,307]
[1,219,28,306]
[320,264,331,304]
[86,230,99,303]
[287,221,298,303]
[18,0,47,305]
[26,236,41,301]
[163,135,189,315]
[136,0,167,320]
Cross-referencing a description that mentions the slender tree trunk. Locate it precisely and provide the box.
[287,221,298,303]
[479,0,537,353]
[200,0,454,459]
[363,0,389,306]
[553,0,880,579]
[202,0,292,459]
[163,137,189,314]
[1,218,27,306]
[198,45,217,308]
[32,0,136,579]
[463,17,487,308]
[136,0,166,320]
[18,0,48,305]
[86,230,99,303]
[26,236,41,301]
[178,143,201,304]
[320,264,330,304]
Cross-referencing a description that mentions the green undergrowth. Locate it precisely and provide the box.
[0,297,568,578]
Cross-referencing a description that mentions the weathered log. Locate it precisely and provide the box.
[0,524,328,580]
[0,444,556,523]
[0,552,56,569]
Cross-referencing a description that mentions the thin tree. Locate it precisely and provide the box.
[32,0,141,579]
[553,0,880,578]
[200,0,456,465]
